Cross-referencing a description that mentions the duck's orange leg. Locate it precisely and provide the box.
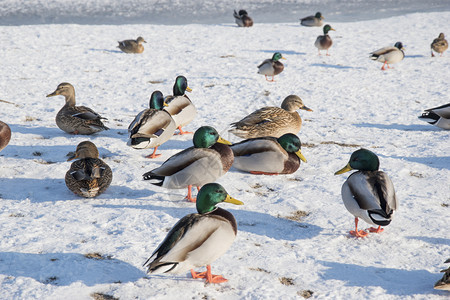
[349,218,368,238]
[191,265,227,284]
[368,226,384,233]
[175,126,193,135]
[145,147,161,159]
[381,62,387,70]
[184,185,196,202]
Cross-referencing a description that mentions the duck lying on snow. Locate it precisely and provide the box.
[128,91,176,158]
[142,126,234,202]
[143,183,243,284]
[334,149,398,238]
[66,141,112,198]
[370,42,405,70]
[164,76,196,135]
[229,95,312,139]
[117,36,147,53]
[230,133,307,175]
[418,103,450,130]
[46,82,109,135]
[300,12,324,27]
[233,9,253,27]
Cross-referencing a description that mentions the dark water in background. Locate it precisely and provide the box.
[1,0,449,26]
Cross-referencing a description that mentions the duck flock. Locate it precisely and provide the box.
[0,7,449,300]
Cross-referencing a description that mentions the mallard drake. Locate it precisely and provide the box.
[164,76,196,135]
[128,91,176,158]
[230,133,307,175]
[257,52,286,82]
[300,12,324,27]
[434,258,450,291]
[117,36,147,54]
[0,121,11,152]
[418,103,450,130]
[233,9,253,27]
[46,83,109,135]
[66,141,113,198]
[229,95,312,139]
[431,33,448,57]
[143,126,234,202]
[143,183,243,284]
[334,149,398,238]
[370,42,405,70]
[314,24,335,56]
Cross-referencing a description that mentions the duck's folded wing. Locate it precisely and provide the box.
[73,106,104,120]
[231,137,279,156]
[231,107,280,127]
[370,46,397,56]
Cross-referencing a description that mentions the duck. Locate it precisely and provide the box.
[418,103,450,130]
[229,95,312,139]
[117,36,147,54]
[300,12,324,27]
[370,42,405,70]
[65,141,113,198]
[142,126,234,202]
[46,82,109,135]
[257,52,286,82]
[431,33,448,57]
[434,258,450,291]
[230,133,307,175]
[314,24,335,56]
[233,9,253,27]
[143,183,243,284]
[128,91,176,158]
[164,76,196,135]
[0,121,11,152]
[334,148,398,238]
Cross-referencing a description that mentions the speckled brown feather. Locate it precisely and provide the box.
[0,121,11,152]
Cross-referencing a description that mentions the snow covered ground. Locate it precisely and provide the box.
[0,3,449,299]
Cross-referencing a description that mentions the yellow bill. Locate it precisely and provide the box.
[217,136,232,145]
[334,163,353,175]
[295,149,307,163]
[186,86,193,92]
[224,194,244,205]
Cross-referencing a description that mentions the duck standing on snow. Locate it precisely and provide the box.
[434,258,450,291]
[418,103,450,130]
[431,33,448,57]
[164,76,196,135]
[128,91,176,158]
[0,121,11,152]
[143,183,243,284]
[233,9,253,27]
[142,126,234,202]
[117,36,147,53]
[314,24,335,56]
[230,133,307,175]
[66,141,112,198]
[370,42,405,70]
[300,12,324,27]
[46,83,109,135]
[257,52,286,82]
[334,149,398,238]
[229,95,312,139]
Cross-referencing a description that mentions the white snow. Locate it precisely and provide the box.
[0,3,449,299]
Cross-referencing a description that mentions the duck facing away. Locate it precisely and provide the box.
[431,33,448,57]
[144,183,243,284]
[47,82,109,135]
[143,126,234,202]
[314,24,335,56]
[370,42,405,70]
[128,91,176,158]
[66,141,112,198]
[231,133,307,175]
[418,103,450,130]
[164,76,196,135]
[0,121,11,152]
[300,12,324,27]
[257,52,286,82]
[334,149,398,238]
[117,36,147,53]
[229,95,313,139]
[434,258,450,291]
[233,9,253,27]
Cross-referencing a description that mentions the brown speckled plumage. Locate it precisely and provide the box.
[431,33,448,57]
[117,36,146,54]
[434,258,450,290]
[229,95,312,139]
[0,121,11,152]
[65,141,112,198]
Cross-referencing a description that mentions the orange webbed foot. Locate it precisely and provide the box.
[368,226,384,233]
[184,185,196,202]
[175,126,193,135]
[349,230,369,238]
[191,265,228,284]
[145,147,161,159]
